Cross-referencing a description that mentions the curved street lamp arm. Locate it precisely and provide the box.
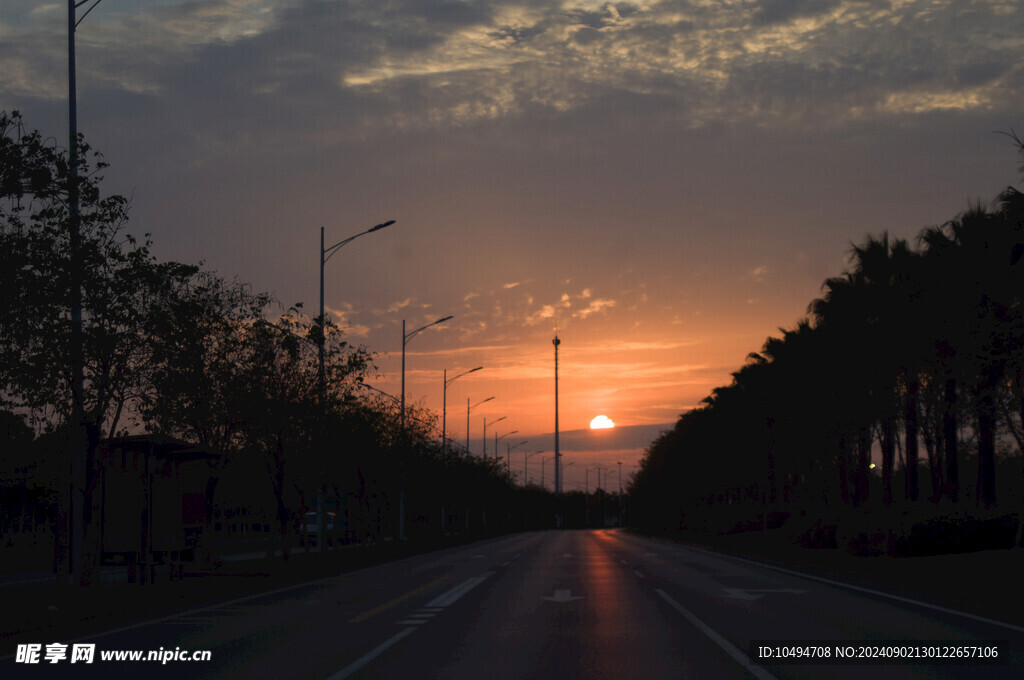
[404,315,454,344]
[470,396,495,411]
[75,0,103,28]
[446,366,483,387]
[323,220,395,264]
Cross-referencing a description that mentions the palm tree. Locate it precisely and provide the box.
[810,272,872,507]
[919,203,1024,508]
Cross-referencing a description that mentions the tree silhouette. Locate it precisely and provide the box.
[632,136,1024,545]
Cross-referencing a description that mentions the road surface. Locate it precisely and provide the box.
[5,529,1021,678]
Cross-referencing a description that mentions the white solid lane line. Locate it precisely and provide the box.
[655,589,780,680]
[425,573,492,608]
[326,627,417,680]
[682,545,1024,635]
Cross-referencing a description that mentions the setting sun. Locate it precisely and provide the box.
[590,415,615,429]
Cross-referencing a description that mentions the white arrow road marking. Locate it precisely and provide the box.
[721,588,807,601]
[543,589,584,603]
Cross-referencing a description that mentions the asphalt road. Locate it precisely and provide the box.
[5,529,1023,679]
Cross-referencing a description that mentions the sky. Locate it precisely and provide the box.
[2,0,1023,480]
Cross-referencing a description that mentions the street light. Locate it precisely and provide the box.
[507,439,529,474]
[553,334,561,497]
[467,396,494,455]
[618,460,623,527]
[443,367,483,455]
[320,220,394,403]
[397,315,452,542]
[524,451,544,487]
[401,315,453,431]
[64,0,106,589]
[314,220,391,553]
[483,416,506,458]
[540,457,571,490]
[495,429,518,464]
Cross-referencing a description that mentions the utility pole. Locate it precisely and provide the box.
[618,461,623,527]
[553,334,561,496]
[65,0,101,589]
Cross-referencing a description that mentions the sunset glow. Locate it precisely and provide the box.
[3,0,1017,479]
[590,415,615,430]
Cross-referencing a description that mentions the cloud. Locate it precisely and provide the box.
[573,298,616,319]
[525,304,557,326]
[324,303,370,337]
[5,0,1021,140]
[573,339,699,353]
[377,298,414,315]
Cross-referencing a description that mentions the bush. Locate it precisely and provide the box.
[792,516,839,548]
[891,512,1018,556]
[826,506,1018,557]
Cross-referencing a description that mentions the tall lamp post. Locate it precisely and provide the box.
[398,315,452,541]
[595,465,609,527]
[64,0,107,589]
[483,416,506,458]
[507,440,529,475]
[320,221,394,402]
[315,220,391,548]
[553,334,561,496]
[443,367,482,455]
[618,460,624,527]
[467,397,494,455]
[401,316,453,431]
[524,451,543,486]
[495,430,518,464]
[318,221,393,551]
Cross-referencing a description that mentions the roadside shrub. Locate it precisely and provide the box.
[891,512,1017,556]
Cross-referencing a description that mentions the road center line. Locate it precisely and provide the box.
[655,589,780,680]
[327,626,417,680]
[348,575,448,623]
